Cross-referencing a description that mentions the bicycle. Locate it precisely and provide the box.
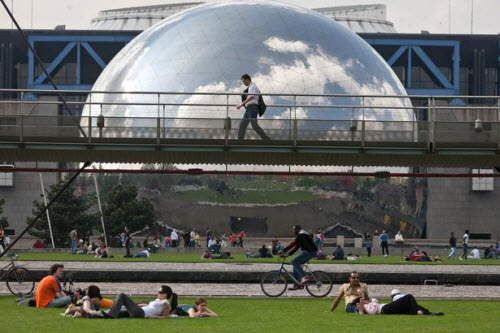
[261,255,332,298]
[0,252,35,296]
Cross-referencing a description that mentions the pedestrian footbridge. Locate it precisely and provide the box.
[1,89,500,168]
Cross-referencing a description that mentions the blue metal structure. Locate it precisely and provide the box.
[27,35,135,90]
[365,38,460,96]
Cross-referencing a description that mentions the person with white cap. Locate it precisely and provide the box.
[356,292,444,316]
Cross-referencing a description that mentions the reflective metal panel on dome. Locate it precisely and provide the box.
[83,2,413,141]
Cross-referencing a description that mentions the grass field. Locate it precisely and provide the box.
[0,297,497,333]
[177,189,318,204]
[3,252,500,265]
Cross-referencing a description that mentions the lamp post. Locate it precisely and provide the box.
[93,174,108,247]
[39,173,55,248]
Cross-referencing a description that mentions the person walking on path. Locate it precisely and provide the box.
[448,232,456,260]
[69,229,78,255]
[365,233,373,257]
[124,227,132,258]
[236,74,270,140]
[461,230,469,260]
[380,230,389,256]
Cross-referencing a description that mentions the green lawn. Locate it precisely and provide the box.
[4,252,500,265]
[177,189,318,204]
[0,297,497,333]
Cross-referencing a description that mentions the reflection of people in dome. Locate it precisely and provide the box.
[236,74,270,140]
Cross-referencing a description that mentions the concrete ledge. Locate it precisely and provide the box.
[23,270,500,285]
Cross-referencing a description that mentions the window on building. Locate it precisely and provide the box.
[471,169,494,191]
[0,164,14,186]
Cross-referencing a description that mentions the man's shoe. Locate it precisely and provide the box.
[429,312,444,316]
[288,285,300,291]
[300,275,310,285]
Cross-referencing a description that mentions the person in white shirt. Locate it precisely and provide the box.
[395,231,404,248]
[87,285,177,319]
[236,74,270,140]
[461,230,470,260]
[468,247,481,259]
[357,293,443,316]
[170,230,179,248]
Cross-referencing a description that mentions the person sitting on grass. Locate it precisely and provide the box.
[94,243,109,258]
[65,285,114,317]
[258,244,273,258]
[333,245,345,260]
[346,253,360,261]
[484,245,495,259]
[329,271,369,313]
[176,297,217,317]
[35,263,71,308]
[81,285,178,319]
[316,250,327,260]
[467,247,481,260]
[245,248,260,258]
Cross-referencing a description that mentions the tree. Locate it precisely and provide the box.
[102,184,156,240]
[0,198,9,228]
[27,178,98,247]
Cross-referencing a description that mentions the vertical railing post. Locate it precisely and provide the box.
[88,92,92,144]
[293,95,297,148]
[361,119,365,150]
[497,97,500,152]
[162,104,166,139]
[225,94,230,149]
[19,91,24,145]
[157,117,161,147]
[428,97,435,152]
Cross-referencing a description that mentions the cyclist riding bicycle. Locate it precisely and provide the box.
[278,225,318,291]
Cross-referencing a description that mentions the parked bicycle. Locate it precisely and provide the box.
[0,252,35,296]
[261,255,332,297]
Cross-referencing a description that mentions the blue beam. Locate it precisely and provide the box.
[28,35,136,43]
[76,43,81,85]
[81,42,107,69]
[407,88,455,95]
[30,84,93,90]
[387,46,408,66]
[365,39,459,47]
[452,43,461,95]
[412,46,453,89]
[27,39,34,88]
[34,42,76,84]
[407,47,412,89]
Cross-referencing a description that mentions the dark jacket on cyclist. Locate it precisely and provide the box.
[283,231,317,255]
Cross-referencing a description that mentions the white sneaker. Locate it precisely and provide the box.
[384,255,388,257]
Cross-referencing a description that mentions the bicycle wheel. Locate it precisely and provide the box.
[6,267,35,297]
[261,270,288,297]
[305,270,332,298]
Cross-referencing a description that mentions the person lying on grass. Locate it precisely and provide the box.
[75,285,178,319]
[356,294,443,316]
[175,297,218,317]
[64,285,113,317]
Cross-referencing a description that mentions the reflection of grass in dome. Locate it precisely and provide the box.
[177,189,318,204]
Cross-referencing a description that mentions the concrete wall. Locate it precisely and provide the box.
[426,167,500,239]
[0,97,60,235]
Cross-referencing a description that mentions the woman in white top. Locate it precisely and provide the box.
[92,285,178,319]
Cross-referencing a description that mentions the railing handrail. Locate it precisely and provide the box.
[0,88,499,100]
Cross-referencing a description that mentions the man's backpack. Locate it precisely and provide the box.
[242,87,267,117]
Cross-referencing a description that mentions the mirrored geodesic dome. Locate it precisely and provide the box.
[82,1,413,141]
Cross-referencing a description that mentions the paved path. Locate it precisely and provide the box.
[18,261,500,274]
[2,282,499,299]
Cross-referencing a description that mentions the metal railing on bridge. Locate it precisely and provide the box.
[0,89,499,167]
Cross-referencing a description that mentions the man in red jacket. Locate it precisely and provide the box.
[279,225,318,290]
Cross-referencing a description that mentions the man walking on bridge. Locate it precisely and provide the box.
[236,74,270,140]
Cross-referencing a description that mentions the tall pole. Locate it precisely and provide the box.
[93,174,108,247]
[39,173,55,249]
[470,0,474,34]
[448,0,451,34]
